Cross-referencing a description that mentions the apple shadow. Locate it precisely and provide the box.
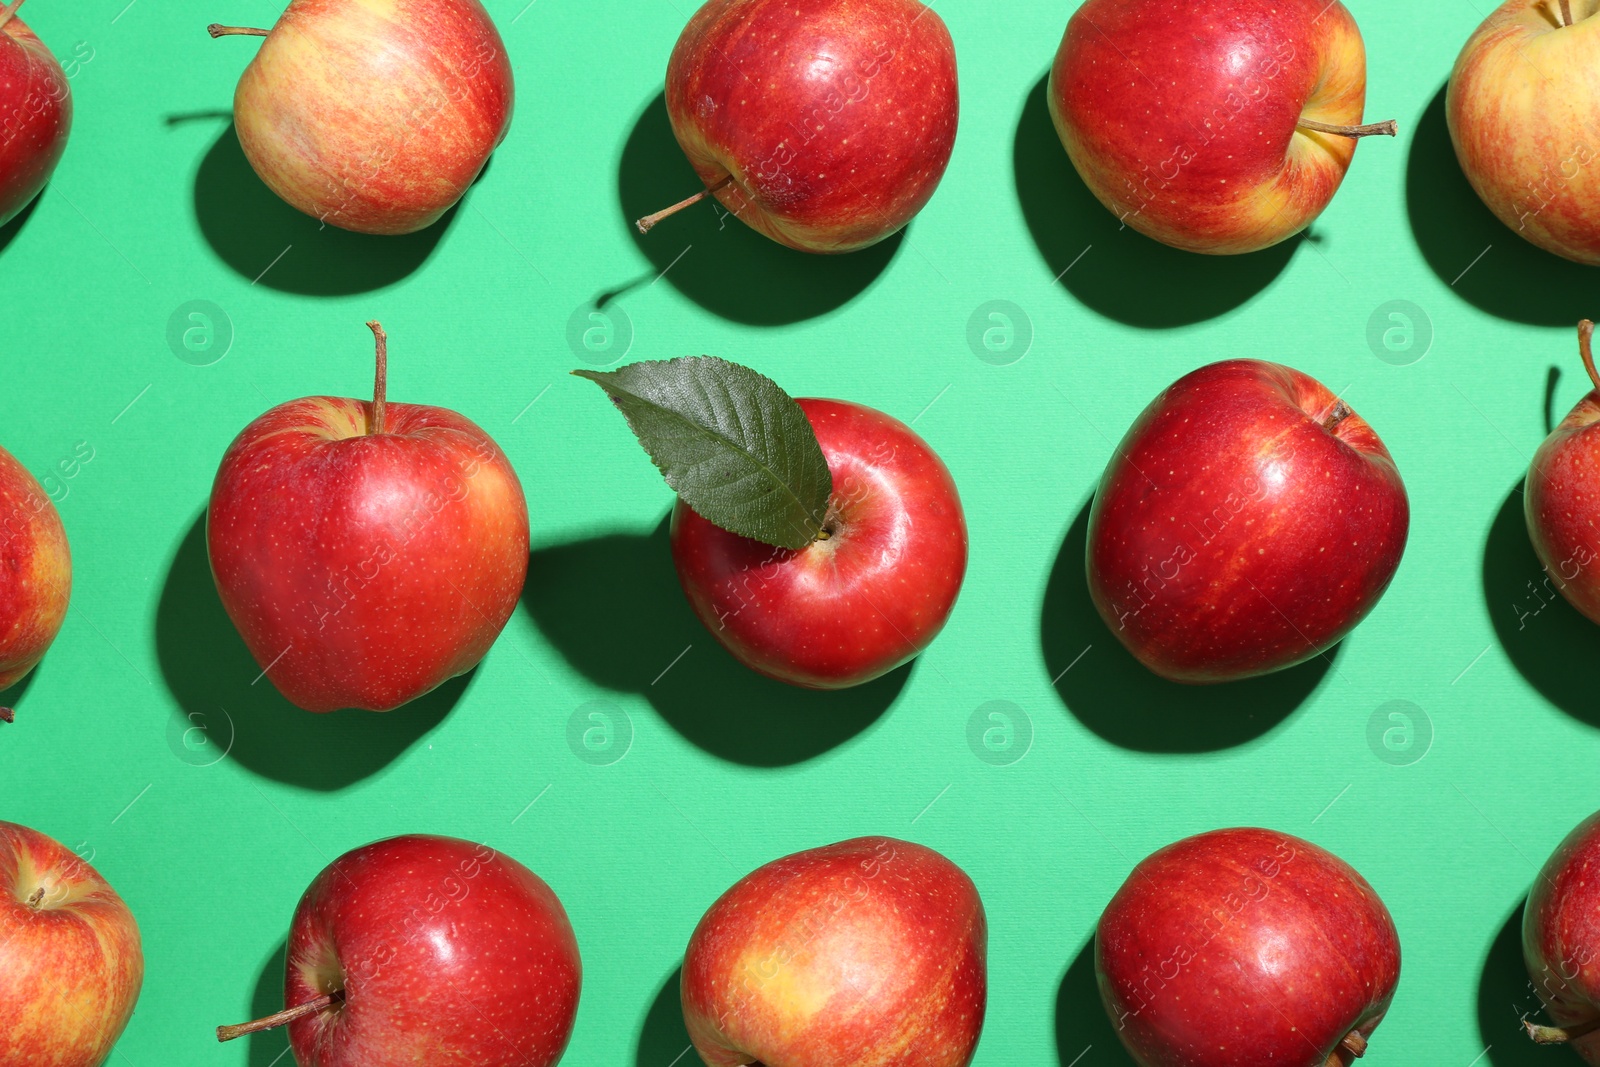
[1483,479,1600,726]
[615,92,904,326]
[0,195,41,257]
[1407,83,1600,326]
[0,663,39,728]
[636,965,693,1067]
[192,123,461,296]
[1014,74,1295,329]
[1041,497,1333,752]
[1477,898,1549,1067]
[1056,936,1137,1066]
[521,516,906,767]
[242,939,290,1067]
[155,511,468,791]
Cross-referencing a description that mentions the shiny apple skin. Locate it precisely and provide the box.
[664,0,959,253]
[1049,0,1373,254]
[1527,382,1600,623]
[1087,360,1409,683]
[232,0,513,235]
[682,836,986,1067]
[0,13,72,228]
[282,835,581,1067]
[0,444,70,692]
[1448,1,1600,265]
[1097,828,1400,1067]
[207,395,529,713]
[1525,810,1600,1064]
[0,822,143,1067]
[670,398,967,689]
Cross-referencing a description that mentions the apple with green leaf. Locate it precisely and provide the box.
[576,357,967,689]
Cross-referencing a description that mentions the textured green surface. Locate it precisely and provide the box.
[0,1,1593,1065]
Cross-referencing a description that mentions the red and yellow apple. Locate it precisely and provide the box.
[0,821,144,1067]
[1049,0,1394,254]
[209,0,513,235]
[1097,828,1400,1067]
[1523,808,1600,1058]
[207,323,529,712]
[1448,0,1600,265]
[1087,360,1409,683]
[644,0,959,253]
[0,1,72,228]
[218,834,581,1067]
[0,442,70,708]
[682,836,986,1067]
[1526,320,1600,624]
[671,398,967,689]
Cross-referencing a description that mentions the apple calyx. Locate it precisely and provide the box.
[366,321,389,435]
[1526,1013,1600,1044]
[636,175,735,235]
[575,356,833,550]
[207,23,269,37]
[216,989,345,1043]
[1576,319,1600,393]
[0,707,12,724]
[1296,118,1399,140]
[0,0,27,34]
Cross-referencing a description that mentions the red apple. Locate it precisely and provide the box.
[0,442,70,710]
[208,0,513,235]
[217,834,581,1067]
[1526,320,1600,625]
[1097,828,1400,1067]
[638,0,959,253]
[1448,0,1600,265]
[671,398,966,689]
[1049,0,1395,255]
[1087,359,1409,683]
[682,836,985,1067]
[0,821,144,1067]
[207,322,528,713]
[1523,809,1600,1059]
[0,1,72,228]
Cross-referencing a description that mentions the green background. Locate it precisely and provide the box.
[0,0,1592,1064]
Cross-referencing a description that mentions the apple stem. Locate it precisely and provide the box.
[366,321,388,435]
[1559,0,1574,26]
[636,175,734,235]
[1578,319,1600,393]
[1296,118,1399,139]
[1320,400,1353,432]
[0,0,26,33]
[207,23,269,37]
[216,991,344,1043]
[25,886,43,907]
[1526,1014,1600,1044]
[1339,1032,1368,1057]
[0,707,11,724]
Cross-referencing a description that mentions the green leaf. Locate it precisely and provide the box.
[573,356,833,550]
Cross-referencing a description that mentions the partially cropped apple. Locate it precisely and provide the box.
[208,0,513,235]
[682,837,986,1067]
[0,821,144,1067]
[1449,0,1600,265]
[0,0,72,228]
[577,357,967,688]
[1097,828,1400,1067]
[217,834,581,1067]
[1049,0,1395,254]
[1523,809,1600,1059]
[207,322,529,712]
[0,441,70,717]
[637,0,959,253]
[1527,320,1600,624]
[1087,360,1409,683]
